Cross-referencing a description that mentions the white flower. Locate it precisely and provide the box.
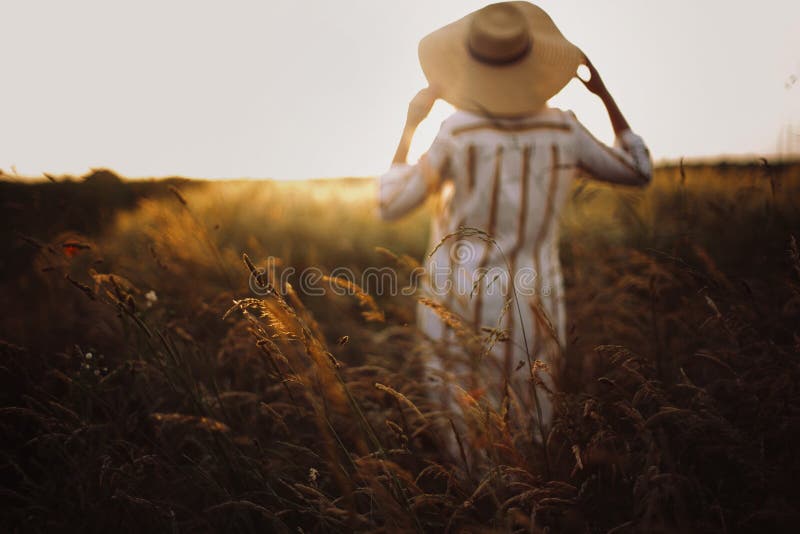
[145,290,158,308]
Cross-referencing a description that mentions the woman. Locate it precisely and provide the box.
[378,2,652,429]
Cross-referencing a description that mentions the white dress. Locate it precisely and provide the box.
[378,107,652,425]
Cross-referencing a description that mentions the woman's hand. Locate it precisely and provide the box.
[406,86,439,126]
[578,56,609,98]
[579,55,630,136]
[393,86,440,165]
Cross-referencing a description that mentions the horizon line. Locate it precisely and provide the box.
[2,154,799,184]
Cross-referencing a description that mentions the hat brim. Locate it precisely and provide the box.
[419,1,583,117]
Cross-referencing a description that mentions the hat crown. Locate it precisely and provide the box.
[467,3,531,65]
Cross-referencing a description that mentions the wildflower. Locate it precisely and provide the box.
[145,290,158,308]
[62,241,90,258]
[85,352,93,360]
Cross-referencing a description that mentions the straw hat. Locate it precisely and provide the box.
[419,1,583,117]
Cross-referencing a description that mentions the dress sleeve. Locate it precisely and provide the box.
[567,110,652,186]
[377,123,453,221]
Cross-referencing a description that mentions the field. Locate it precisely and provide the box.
[2,162,800,533]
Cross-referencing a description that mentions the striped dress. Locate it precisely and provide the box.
[378,107,651,425]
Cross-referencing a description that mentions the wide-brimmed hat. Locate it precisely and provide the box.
[419,1,583,117]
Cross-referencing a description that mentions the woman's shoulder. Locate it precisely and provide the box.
[438,110,483,132]
[534,107,578,125]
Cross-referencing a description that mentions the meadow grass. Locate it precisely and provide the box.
[1,162,799,532]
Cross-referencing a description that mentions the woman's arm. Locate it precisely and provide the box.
[379,87,451,220]
[392,87,439,164]
[570,56,652,185]
[580,57,630,136]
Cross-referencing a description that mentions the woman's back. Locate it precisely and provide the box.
[379,105,651,423]
[432,107,577,261]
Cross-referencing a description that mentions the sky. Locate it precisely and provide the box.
[1,0,799,180]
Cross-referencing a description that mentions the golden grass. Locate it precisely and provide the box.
[1,161,799,532]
